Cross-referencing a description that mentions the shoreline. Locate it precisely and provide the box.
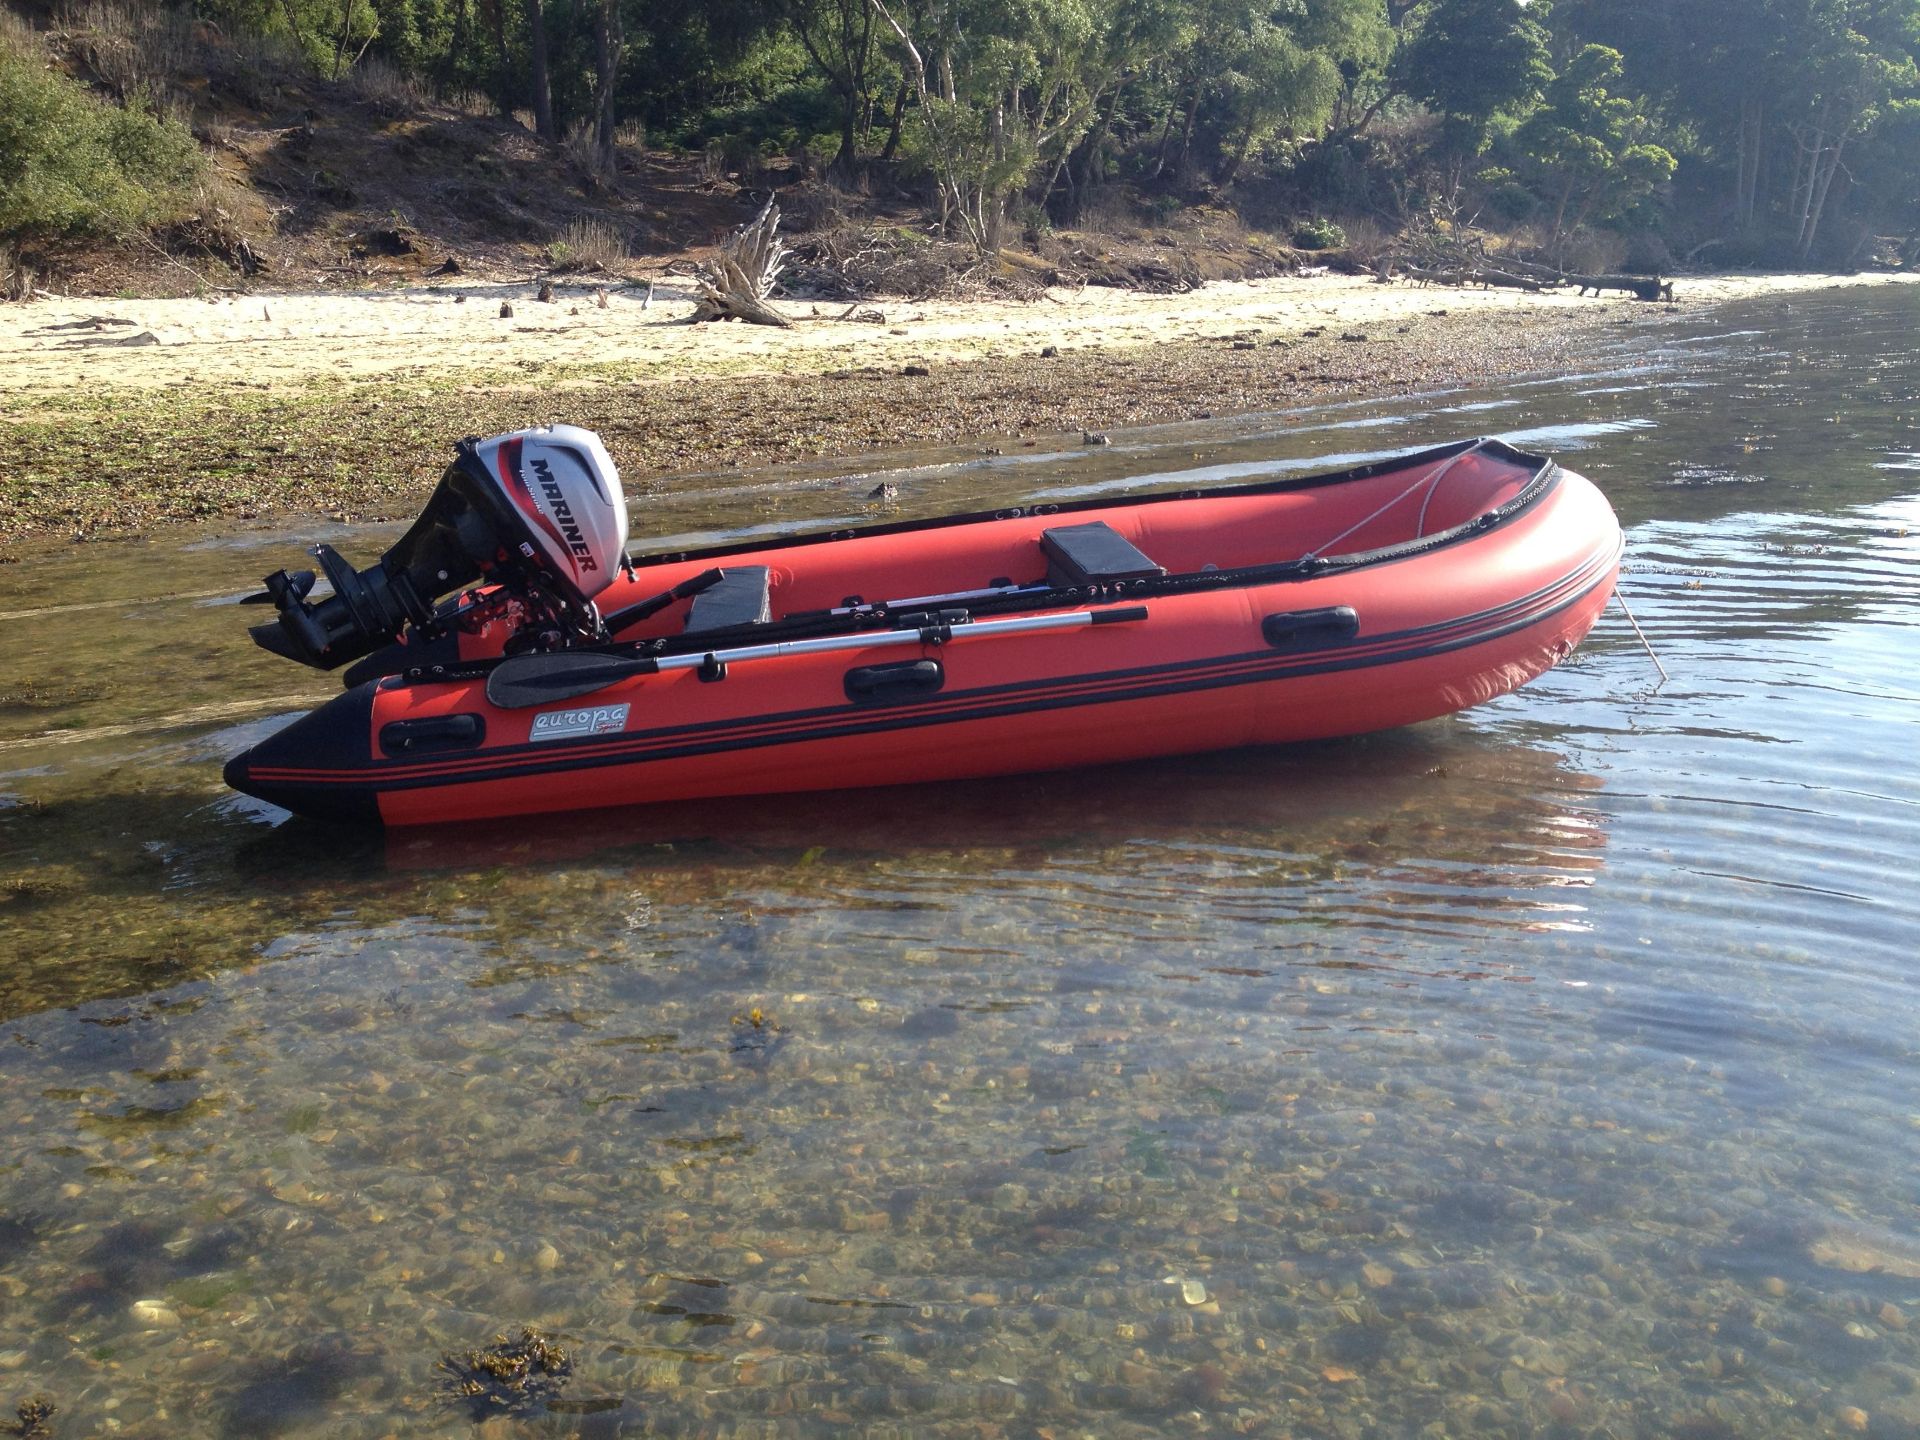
[2,271,1912,547]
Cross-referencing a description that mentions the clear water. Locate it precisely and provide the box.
[3,286,1920,1437]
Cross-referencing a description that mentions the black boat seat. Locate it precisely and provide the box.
[1040,521,1165,587]
[684,566,772,632]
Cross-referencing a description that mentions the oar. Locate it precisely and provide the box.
[826,580,1052,617]
[485,649,662,708]
[483,605,1150,708]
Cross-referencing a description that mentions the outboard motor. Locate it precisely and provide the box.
[249,425,629,670]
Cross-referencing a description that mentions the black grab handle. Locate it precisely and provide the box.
[845,659,944,706]
[380,713,486,756]
[1262,605,1359,653]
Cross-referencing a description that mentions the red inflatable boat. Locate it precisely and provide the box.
[225,431,1621,825]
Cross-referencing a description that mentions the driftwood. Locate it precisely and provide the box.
[1401,263,1543,292]
[1403,253,1672,301]
[690,200,792,328]
[1572,273,1674,301]
[1473,267,1546,292]
[1493,256,1571,285]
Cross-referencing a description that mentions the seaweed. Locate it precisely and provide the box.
[438,1329,573,1419]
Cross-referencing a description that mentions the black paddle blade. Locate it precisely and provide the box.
[485,650,660,709]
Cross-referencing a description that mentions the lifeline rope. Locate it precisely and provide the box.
[1299,439,1486,563]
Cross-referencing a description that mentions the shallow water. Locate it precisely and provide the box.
[3,285,1920,1437]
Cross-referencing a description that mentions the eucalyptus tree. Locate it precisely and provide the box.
[1515,43,1675,259]
[872,0,1189,242]
[1775,0,1919,258]
[1391,0,1550,205]
[1148,0,1386,185]
[782,0,884,175]
[1549,0,1920,256]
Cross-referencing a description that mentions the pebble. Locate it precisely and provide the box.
[1179,1279,1207,1306]
[533,1242,559,1273]
[1838,1405,1870,1432]
[129,1299,181,1329]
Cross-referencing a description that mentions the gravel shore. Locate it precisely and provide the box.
[1,271,1910,545]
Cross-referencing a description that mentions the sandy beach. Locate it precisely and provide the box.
[1,269,1906,397]
[1,270,1912,545]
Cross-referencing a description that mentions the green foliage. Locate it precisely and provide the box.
[199,0,381,75]
[1393,0,1549,130]
[0,44,204,244]
[1517,43,1675,243]
[1292,215,1346,248]
[4,0,1915,263]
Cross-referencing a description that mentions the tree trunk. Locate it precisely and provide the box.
[868,0,984,249]
[834,97,859,176]
[1549,173,1576,255]
[441,0,469,92]
[1800,130,1848,261]
[1068,79,1127,200]
[594,0,623,169]
[1150,87,1184,178]
[333,0,354,77]
[879,82,910,161]
[1173,93,1198,184]
[278,0,309,56]
[1217,125,1254,187]
[482,0,513,118]
[524,0,554,140]
[1736,94,1763,227]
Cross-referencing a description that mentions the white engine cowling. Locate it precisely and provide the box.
[248,423,634,671]
[474,424,630,602]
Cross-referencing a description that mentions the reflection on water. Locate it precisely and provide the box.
[3,285,1920,1437]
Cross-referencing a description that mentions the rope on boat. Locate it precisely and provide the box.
[1300,439,1486,563]
[1415,439,1486,538]
[1612,589,1669,685]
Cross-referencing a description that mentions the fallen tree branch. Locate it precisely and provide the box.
[1571,273,1674,301]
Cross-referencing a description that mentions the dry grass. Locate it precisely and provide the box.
[0,6,37,53]
[1507,224,1629,275]
[1075,187,1142,235]
[563,121,611,181]
[548,217,629,273]
[443,89,498,120]
[345,56,422,117]
[1336,216,1395,267]
[781,181,855,235]
[52,0,301,110]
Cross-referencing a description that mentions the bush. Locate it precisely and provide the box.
[1291,216,1346,250]
[0,42,203,243]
